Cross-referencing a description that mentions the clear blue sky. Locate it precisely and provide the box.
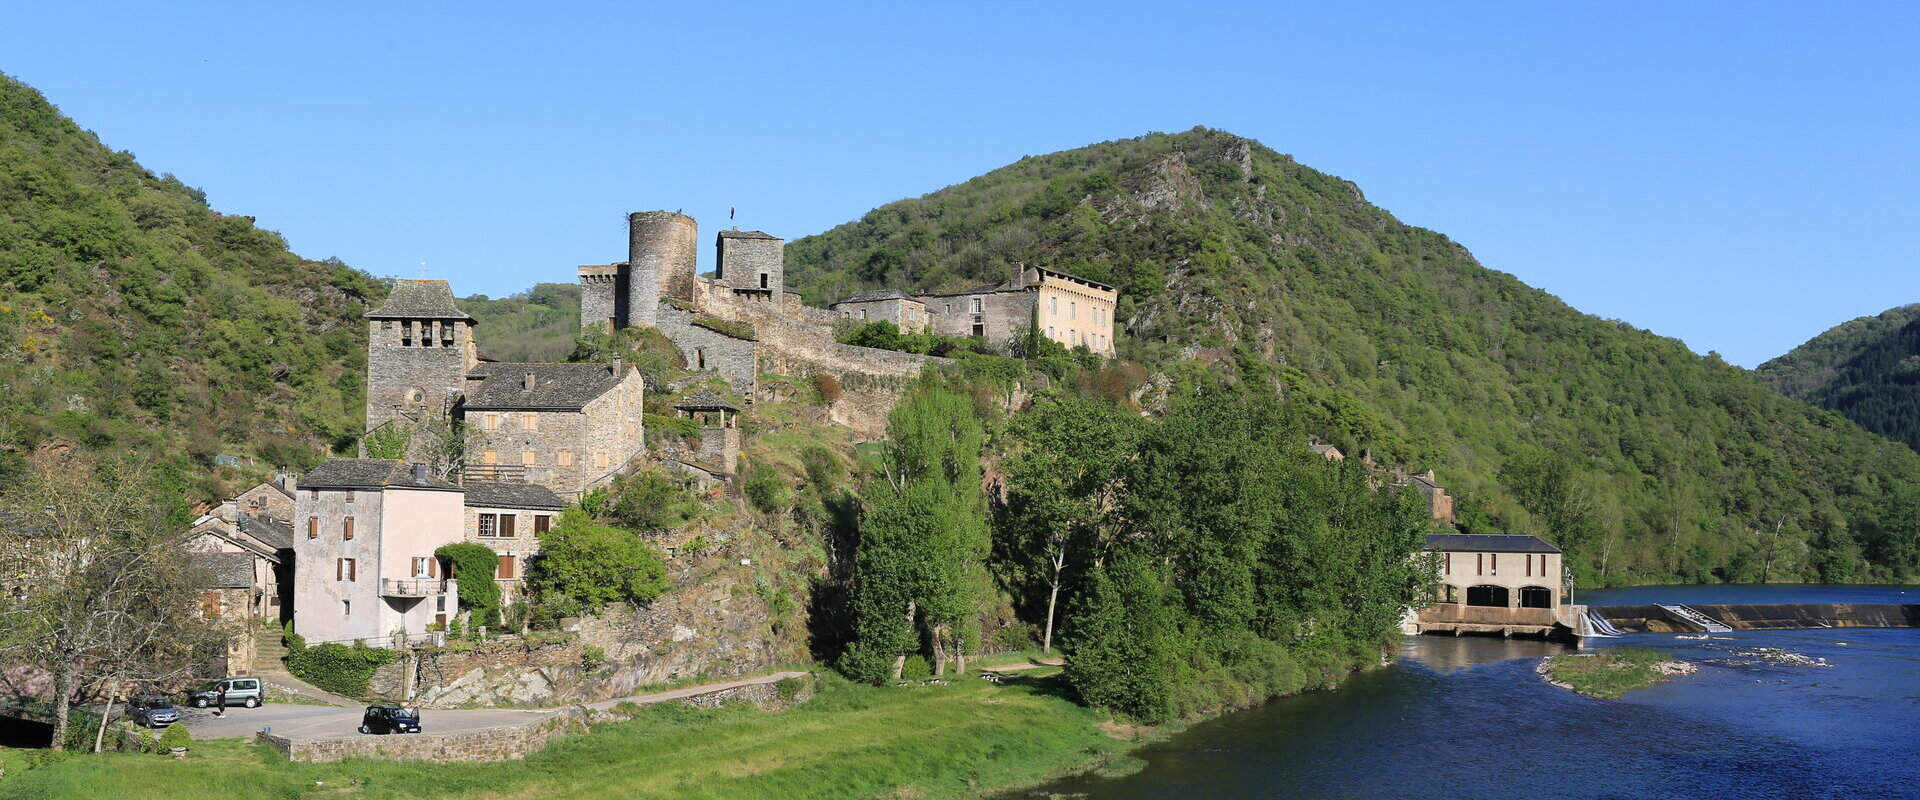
[9,2,1917,366]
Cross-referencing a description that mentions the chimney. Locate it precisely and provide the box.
[1010,261,1028,290]
[411,463,428,482]
[612,357,624,376]
[217,499,240,524]
[524,372,536,391]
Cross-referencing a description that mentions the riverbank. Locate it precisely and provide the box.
[1539,648,1695,699]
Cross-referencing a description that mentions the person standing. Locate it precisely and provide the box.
[214,685,227,718]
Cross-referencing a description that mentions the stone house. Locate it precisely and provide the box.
[1413,534,1571,635]
[190,551,261,675]
[831,290,930,334]
[1405,470,1455,525]
[365,280,645,501]
[462,361,647,500]
[1309,442,1345,462]
[461,482,564,605]
[918,264,1118,355]
[184,500,293,621]
[292,459,464,648]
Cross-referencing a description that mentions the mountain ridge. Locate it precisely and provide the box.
[1757,303,1920,452]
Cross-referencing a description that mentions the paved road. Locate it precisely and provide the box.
[175,702,558,740]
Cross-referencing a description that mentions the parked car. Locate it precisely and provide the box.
[359,704,421,734]
[186,676,264,708]
[126,695,180,728]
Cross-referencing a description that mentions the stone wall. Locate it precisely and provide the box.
[715,231,785,296]
[464,366,645,499]
[921,287,1034,349]
[364,317,475,433]
[578,266,620,331]
[655,303,760,393]
[256,708,583,763]
[628,211,698,326]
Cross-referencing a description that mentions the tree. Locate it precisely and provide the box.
[435,542,504,628]
[527,509,668,616]
[0,457,223,749]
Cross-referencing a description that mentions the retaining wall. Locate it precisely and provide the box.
[256,709,582,763]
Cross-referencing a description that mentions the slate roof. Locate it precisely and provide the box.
[191,552,255,589]
[464,482,565,510]
[367,280,475,321]
[1423,534,1562,554]
[238,515,294,550]
[717,229,781,240]
[299,459,462,491]
[1309,443,1340,455]
[835,289,912,304]
[463,362,624,410]
[919,282,1017,298]
[675,390,740,412]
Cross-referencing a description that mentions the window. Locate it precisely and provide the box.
[412,556,435,577]
[485,413,500,431]
[1477,553,1483,576]
[201,590,222,619]
[1490,554,1498,574]
[337,558,356,581]
[343,517,355,540]
[534,515,551,536]
[310,490,319,501]
[1444,552,1450,575]
[759,273,769,289]
[498,514,516,538]
[483,450,498,465]
[971,297,983,313]
[522,414,537,432]
[421,321,435,347]
[401,321,413,346]
[478,513,498,538]
[1070,301,1076,319]
[944,303,952,314]
[498,555,516,579]
[307,516,318,540]
[344,490,354,503]
[859,309,868,320]
[595,452,608,470]
[344,600,351,617]
[520,449,535,466]
[557,450,573,467]
[1050,297,1057,313]
[696,348,706,369]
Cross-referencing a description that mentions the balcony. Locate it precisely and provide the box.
[464,464,528,483]
[380,578,451,598]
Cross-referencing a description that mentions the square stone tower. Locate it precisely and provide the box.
[714,228,785,298]
[364,280,477,433]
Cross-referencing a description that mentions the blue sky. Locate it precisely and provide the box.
[9,2,1916,366]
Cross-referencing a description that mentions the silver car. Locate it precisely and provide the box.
[187,676,264,708]
[127,695,180,727]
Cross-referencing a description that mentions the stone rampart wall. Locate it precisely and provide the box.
[256,708,582,763]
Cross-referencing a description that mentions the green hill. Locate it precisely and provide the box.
[0,74,383,498]
[462,282,581,362]
[1757,304,1920,453]
[785,127,1920,585]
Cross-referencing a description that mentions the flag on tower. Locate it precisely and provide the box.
[730,206,736,220]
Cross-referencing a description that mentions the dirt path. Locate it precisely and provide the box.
[584,671,810,711]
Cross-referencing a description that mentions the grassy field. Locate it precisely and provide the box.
[1542,648,1678,699]
[0,673,1131,800]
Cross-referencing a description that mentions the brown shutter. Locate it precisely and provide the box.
[1444,552,1450,575]
[1526,554,1532,577]
[499,515,516,538]
[1491,554,1497,573]
[429,557,438,578]
[534,515,550,536]
[336,558,343,580]
[498,555,514,579]
[344,517,354,540]
[202,591,222,618]
[1477,553,1483,575]
[308,517,318,539]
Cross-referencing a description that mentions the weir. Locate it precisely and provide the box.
[1593,603,1920,633]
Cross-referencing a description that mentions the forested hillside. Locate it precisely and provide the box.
[786,128,1920,585]
[1757,304,1920,453]
[0,74,383,499]
[461,282,579,362]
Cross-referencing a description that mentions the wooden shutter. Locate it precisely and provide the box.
[499,514,516,538]
[534,515,550,536]
[498,555,515,579]
[344,517,355,540]
[1477,553,1483,575]
[308,517,318,539]
[1444,552,1450,575]
[202,590,222,618]
[336,558,343,580]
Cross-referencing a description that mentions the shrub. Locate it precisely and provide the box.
[743,460,787,513]
[529,509,669,613]
[813,372,843,404]
[582,644,607,669]
[775,676,805,701]
[800,445,843,495]
[436,542,504,628]
[900,655,932,681]
[608,469,697,530]
[287,640,396,697]
[157,723,191,751]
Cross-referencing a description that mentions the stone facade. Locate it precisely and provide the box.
[831,291,929,333]
[463,364,647,499]
[920,264,1118,355]
[628,211,699,326]
[654,303,761,392]
[577,264,622,332]
[715,229,784,297]
[1418,534,1566,630]
[462,498,560,605]
[364,281,478,435]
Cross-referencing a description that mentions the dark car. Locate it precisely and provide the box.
[126,695,180,728]
[359,704,421,734]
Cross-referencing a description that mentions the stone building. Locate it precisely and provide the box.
[461,482,564,605]
[831,290,929,333]
[364,280,645,500]
[462,361,646,499]
[1410,534,1575,638]
[191,551,261,675]
[1309,443,1345,462]
[1405,470,1455,525]
[292,459,464,648]
[185,493,294,622]
[918,264,1118,355]
[715,228,785,299]
[661,391,741,489]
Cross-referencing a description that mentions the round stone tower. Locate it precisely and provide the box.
[626,211,697,327]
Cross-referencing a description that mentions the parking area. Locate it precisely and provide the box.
[167,702,559,740]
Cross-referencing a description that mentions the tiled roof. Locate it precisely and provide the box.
[835,289,911,304]
[717,229,781,240]
[464,482,565,510]
[367,280,475,321]
[238,515,294,550]
[299,459,461,491]
[191,552,255,589]
[1423,534,1562,554]
[463,362,624,410]
[674,390,740,412]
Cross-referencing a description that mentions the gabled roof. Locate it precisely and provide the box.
[238,515,294,550]
[463,362,626,410]
[367,280,475,321]
[675,390,740,412]
[300,459,461,491]
[835,289,912,304]
[464,482,565,511]
[190,552,255,589]
[717,229,781,241]
[1423,534,1562,554]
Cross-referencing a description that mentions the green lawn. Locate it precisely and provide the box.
[0,673,1128,800]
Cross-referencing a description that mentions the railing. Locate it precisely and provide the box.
[464,464,529,483]
[380,578,451,598]
[1418,603,1556,626]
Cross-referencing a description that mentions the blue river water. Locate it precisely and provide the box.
[1023,585,1920,799]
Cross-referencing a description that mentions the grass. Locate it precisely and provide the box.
[1543,647,1675,699]
[0,673,1130,800]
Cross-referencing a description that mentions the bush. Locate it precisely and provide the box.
[608,469,697,530]
[900,655,932,681]
[743,460,787,513]
[157,723,191,752]
[775,676,805,701]
[436,542,504,628]
[582,644,607,669]
[813,373,843,404]
[801,445,843,495]
[286,640,397,697]
[529,509,669,614]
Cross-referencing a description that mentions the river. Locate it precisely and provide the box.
[1022,585,1920,799]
